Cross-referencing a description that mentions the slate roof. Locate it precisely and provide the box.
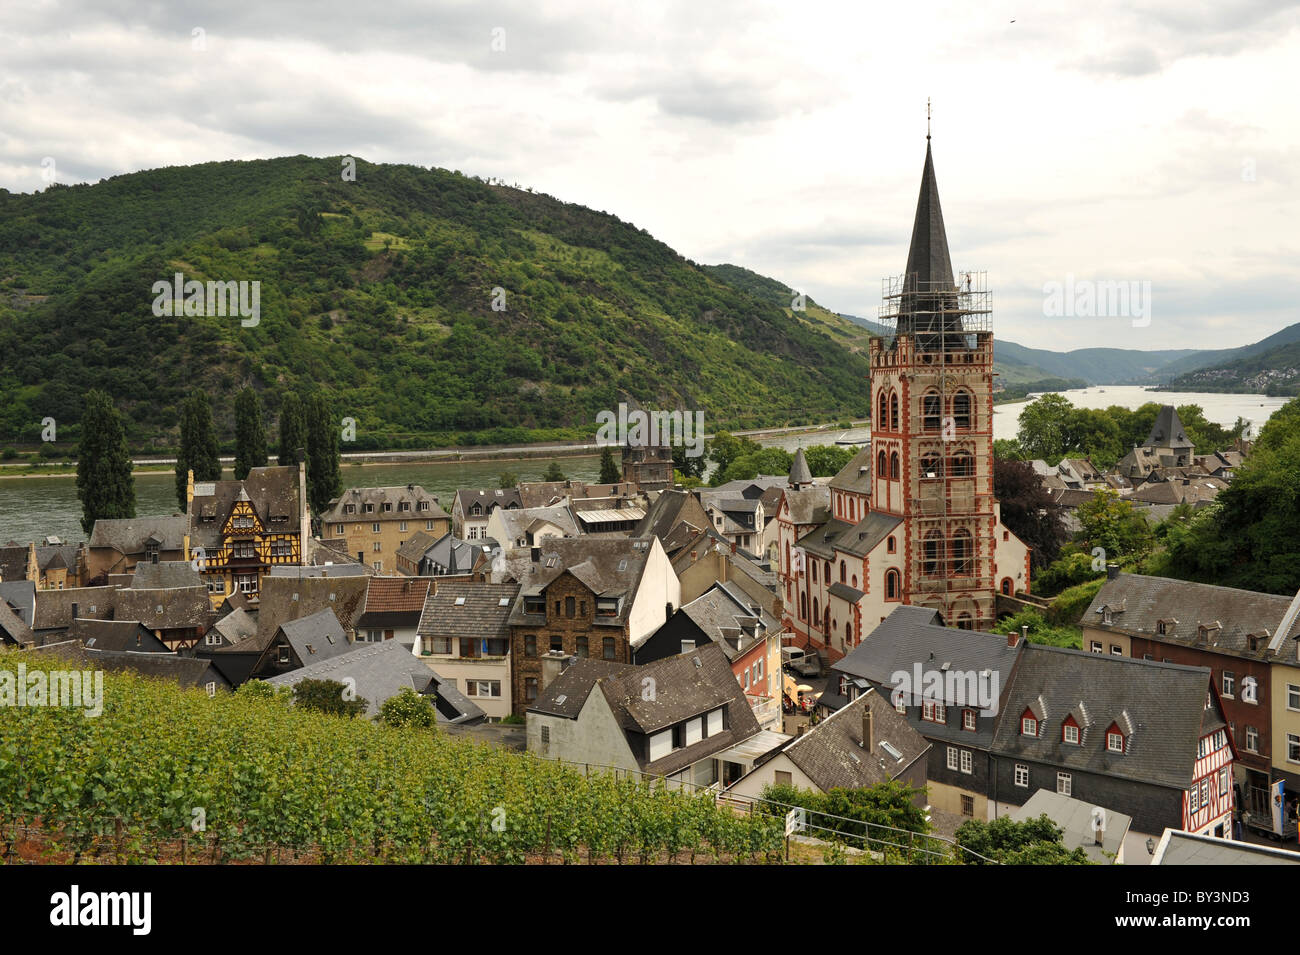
[31,586,118,631]
[278,608,352,665]
[88,516,188,553]
[780,688,929,791]
[268,563,371,578]
[1145,406,1194,450]
[1083,573,1300,661]
[675,581,778,662]
[493,504,581,544]
[1009,790,1131,863]
[319,485,448,523]
[991,643,1219,791]
[783,485,832,525]
[253,572,371,649]
[112,586,212,631]
[415,533,494,575]
[828,447,873,495]
[789,448,812,486]
[505,537,658,632]
[0,545,28,583]
[29,641,230,689]
[209,607,257,646]
[0,579,36,626]
[396,530,437,564]
[0,598,35,646]
[599,643,762,775]
[416,581,519,642]
[454,487,522,518]
[528,658,634,719]
[130,560,203,590]
[1153,829,1300,866]
[518,480,639,509]
[67,618,167,652]
[832,605,1022,750]
[189,466,302,549]
[634,488,707,547]
[265,638,483,721]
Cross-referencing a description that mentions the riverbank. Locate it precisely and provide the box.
[0,419,870,481]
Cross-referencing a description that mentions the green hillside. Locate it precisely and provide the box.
[0,158,870,450]
[1159,322,1300,395]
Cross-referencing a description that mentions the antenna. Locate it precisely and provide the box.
[927,98,931,140]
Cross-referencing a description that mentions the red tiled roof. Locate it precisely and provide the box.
[364,577,433,614]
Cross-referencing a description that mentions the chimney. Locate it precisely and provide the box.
[730,540,737,555]
[1106,563,1120,581]
[861,704,873,752]
[539,651,571,693]
[1021,624,1028,643]
[690,550,697,562]
[665,602,674,621]
[530,546,540,563]
[298,460,311,547]
[1094,810,1105,846]
[1007,631,1018,648]
[71,602,79,621]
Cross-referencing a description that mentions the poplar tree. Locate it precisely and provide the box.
[176,389,221,509]
[304,391,342,515]
[278,392,306,466]
[77,390,136,534]
[598,446,621,484]
[234,387,268,480]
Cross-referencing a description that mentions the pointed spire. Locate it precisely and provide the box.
[897,134,961,343]
[789,447,812,489]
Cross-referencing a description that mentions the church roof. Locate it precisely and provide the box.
[1145,406,1194,450]
[788,447,812,487]
[903,141,955,294]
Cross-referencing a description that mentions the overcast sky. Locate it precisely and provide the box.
[2,0,1298,351]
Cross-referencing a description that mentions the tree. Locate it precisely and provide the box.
[598,446,621,484]
[1016,393,1074,462]
[542,460,566,482]
[292,678,368,718]
[233,387,267,481]
[955,814,1093,865]
[175,390,221,510]
[378,687,438,728]
[76,389,136,534]
[1075,487,1154,564]
[497,470,518,489]
[993,459,1069,568]
[277,392,306,467]
[304,391,342,515]
[803,444,854,477]
[671,442,706,480]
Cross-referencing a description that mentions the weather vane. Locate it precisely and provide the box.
[927,98,931,140]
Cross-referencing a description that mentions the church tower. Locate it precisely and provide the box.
[869,136,997,629]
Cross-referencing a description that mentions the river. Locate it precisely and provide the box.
[0,387,1286,546]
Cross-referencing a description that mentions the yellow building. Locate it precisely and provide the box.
[319,485,450,574]
[186,465,309,607]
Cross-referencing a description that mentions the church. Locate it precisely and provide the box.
[777,136,1031,660]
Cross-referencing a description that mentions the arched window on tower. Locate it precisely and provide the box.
[920,452,943,480]
[889,452,900,480]
[952,528,973,577]
[953,391,972,430]
[923,532,944,577]
[922,392,942,431]
[950,450,974,477]
[812,597,820,627]
[878,390,888,429]
[877,449,887,478]
[799,592,807,620]
[890,392,899,432]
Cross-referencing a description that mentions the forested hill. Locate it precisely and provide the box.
[0,157,870,449]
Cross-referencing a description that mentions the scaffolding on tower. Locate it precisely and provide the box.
[874,269,996,630]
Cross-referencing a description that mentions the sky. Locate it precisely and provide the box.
[2,0,1298,352]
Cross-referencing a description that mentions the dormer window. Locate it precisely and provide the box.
[1156,618,1174,635]
[596,597,619,617]
[962,709,976,731]
[922,701,946,724]
[418,501,429,511]
[1107,732,1124,753]
[382,502,393,513]
[344,504,355,514]
[399,501,410,512]
[1021,716,1037,737]
[364,503,374,513]
[1063,722,1080,745]
[1102,608,1113,625]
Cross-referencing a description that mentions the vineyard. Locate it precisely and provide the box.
[0,651,783,864]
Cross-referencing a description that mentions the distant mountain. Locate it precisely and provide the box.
[1159,321,1300,396]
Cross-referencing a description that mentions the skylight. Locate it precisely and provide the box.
[498,598,510,606]
[881,741,903,761]
[455,596,466,606]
